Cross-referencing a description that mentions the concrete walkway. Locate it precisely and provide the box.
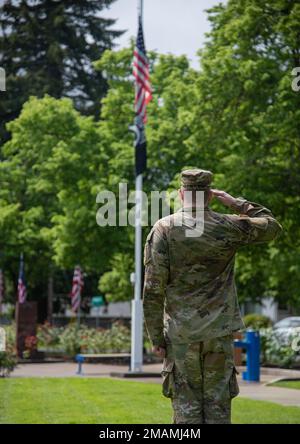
[10,362,300,407]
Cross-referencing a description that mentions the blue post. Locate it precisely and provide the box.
[234,330,260,382]
[76,354,85,375]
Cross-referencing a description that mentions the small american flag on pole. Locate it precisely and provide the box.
[133,16,152,124]
[132,15,152,176]
[70,266,83,313]
[18,253,26,304]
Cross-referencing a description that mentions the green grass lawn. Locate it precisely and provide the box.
[0,378,300,424]
[271,380,300,390]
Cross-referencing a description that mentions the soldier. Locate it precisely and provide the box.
[143,168,282,424]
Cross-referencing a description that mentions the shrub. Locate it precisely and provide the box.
[0,324,17,377]
[59,323,83,356]
[37,322,63,349]
[260,328,297,368]
[41,321,132,356]
[78,322,131,354]
[104,322,131,352]
[23,335,38,359]
[243,313,272,329]
[0,349,17,377]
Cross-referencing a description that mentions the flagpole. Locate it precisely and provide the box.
[77,266,82,328]
[77,294,81,327]
[130,0,144,373]
[138,0,143,23]
[78,265,81,328]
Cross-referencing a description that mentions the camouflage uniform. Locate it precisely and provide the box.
[143,169,282,424]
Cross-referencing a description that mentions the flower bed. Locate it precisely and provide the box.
[37,321,132,358]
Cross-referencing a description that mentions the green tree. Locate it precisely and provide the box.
[91,49,201,300]
[188,0,300,308]
[0,95,101,300]
[2,0,300,311]
[98,253,134,303]
[0,0,123,143]
[95,0,300,309]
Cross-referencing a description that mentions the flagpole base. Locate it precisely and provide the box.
[130,298,144,372]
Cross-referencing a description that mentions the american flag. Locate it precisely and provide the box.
[133,16,152,123]
[132,16,152,176]
[70,266,84,313]
[18,254,26,304]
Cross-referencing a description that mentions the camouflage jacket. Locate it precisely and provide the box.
[143,198,282,347]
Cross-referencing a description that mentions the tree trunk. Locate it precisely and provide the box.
[47,275,54,324]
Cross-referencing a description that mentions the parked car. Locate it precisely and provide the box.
[273,317,300,346]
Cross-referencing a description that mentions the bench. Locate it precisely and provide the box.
[75,353,131,375]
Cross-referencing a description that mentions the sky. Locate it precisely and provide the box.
[102,0,225,69]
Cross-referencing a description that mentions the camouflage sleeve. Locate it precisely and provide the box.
[227,197,282,246]
[142,222,169,348]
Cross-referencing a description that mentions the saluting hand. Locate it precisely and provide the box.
[211,189,236,208]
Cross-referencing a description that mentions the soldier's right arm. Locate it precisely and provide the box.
[226,197,282,246]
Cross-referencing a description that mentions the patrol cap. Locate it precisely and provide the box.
[181,169,213,191]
